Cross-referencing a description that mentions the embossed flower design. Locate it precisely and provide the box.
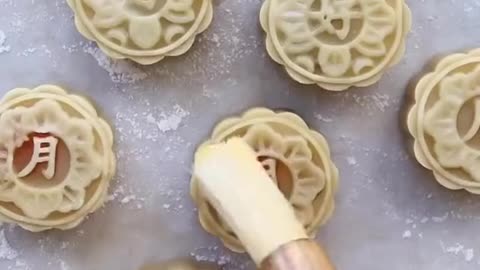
[243,124,326,223]
[191,108,338,252]
[83,0,196,49]
[0,99,102,219]
[274,0,396,77]
[68,0,213,64]
[424,68,480,182]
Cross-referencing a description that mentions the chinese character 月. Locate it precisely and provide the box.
[18,136,59,179]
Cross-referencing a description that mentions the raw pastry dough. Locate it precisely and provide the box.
[191,108,338,252]
[407,49,480,194]
[260,0,411,91]
[67,0,213,65]
[0,85,116,231]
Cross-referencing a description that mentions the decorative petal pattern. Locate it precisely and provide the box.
[0,148,7,180]
[424,70,480,183]
[0,85,116,231]
[318,45,352,77]
[128,16,162,49]
[191,108,338,252]
[261,0,411,90]
[68,0,213,64]
[407,50,480,194]
[132,0,156,10]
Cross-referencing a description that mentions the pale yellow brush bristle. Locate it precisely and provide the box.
[193,138,307,265]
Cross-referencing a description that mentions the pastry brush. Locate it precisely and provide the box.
[193,138,335,270]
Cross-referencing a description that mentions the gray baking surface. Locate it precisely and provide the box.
[1,0,480,269]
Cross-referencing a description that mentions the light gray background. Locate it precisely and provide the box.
[1,0,480,269]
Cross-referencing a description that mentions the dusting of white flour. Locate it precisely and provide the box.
[3,1,480,270]
[0,229,17,261]
[432,213,449,223]
[315,113,333,123]
[191,245,252,269]
[0,30,11,54]
[146,105,190,133]
[402,230,412,239]
[441,242,475,262]
[346,156,357,166]
[342,92,397,114]
[0,226,31,269]
[82,44,147,84]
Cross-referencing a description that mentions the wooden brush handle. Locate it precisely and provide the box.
[261,240,335,270]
